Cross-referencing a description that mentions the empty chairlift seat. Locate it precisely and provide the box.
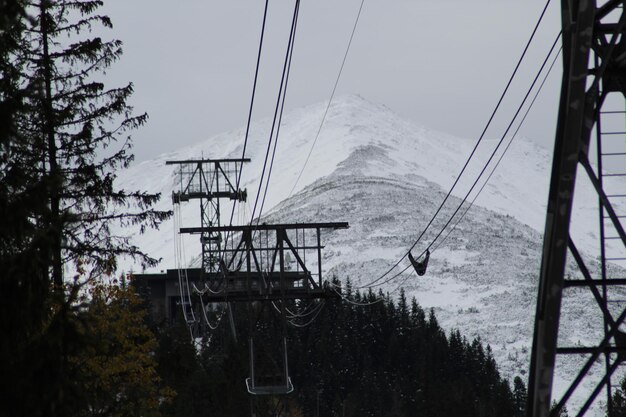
[246,337,294,395]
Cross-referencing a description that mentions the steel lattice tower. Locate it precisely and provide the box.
[528,1,626,416]
[167,158,249,274]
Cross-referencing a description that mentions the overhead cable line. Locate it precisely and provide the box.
[234,0,270,195]
[415,32,562,257]
[330,285,383,306]
[251,0,301,224]
[197,0,270,330]
[362,31,562,291]
[377,44,559,295]
[354,0,554,290]
[287,301,327,327]
[174,203,196,322]
[273,299,325,321]
[272,297,322,319]
[431,46,563,254]
[220,0,299,289]
[286,302,322,319]
[199,296,226,330]
[221,0,270,255]
[288,0,366,198]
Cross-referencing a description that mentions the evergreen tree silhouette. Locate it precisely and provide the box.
[2,1,170,414]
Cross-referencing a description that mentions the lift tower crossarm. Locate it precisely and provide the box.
[166,158,252,164]
[179,222,349,234]
[180,222,349,303]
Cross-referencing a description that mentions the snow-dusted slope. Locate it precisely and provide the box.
[116,94,625,411]
[118,94,619,270]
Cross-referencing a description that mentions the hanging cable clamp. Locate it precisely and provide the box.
[409,249,430,276]
[231,188,247,202]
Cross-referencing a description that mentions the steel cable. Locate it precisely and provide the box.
[431,46,563,253]
[250,0,301,224]
[288,0,366,198]
[362,32,562,291]
[354,0,554,290]
[221,0,271,264]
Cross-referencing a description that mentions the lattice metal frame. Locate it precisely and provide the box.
[528,1,626,416]
[166,158,249,273]
[179,222,348,302]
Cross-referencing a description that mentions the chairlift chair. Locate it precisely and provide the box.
[246,337,294,395]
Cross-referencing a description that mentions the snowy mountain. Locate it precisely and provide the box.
[115,94,625,411]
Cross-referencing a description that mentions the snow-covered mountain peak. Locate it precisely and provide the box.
[119,93,622,270]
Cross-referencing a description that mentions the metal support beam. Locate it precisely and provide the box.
[528,1,626,416]
[179,222,349,234]
[527,2,595,414]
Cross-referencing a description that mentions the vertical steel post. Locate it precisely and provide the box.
[527,1,595,416]
[317,228,322,286]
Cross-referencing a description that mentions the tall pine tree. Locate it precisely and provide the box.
[0,1,58,415]
[17,0,170,286]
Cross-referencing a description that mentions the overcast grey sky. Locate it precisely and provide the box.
[99,0,563,162]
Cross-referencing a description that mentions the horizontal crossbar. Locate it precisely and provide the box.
[210,245,325,253]
[564,278,626,288]
[557,346,626,354]
[202,287,340,303]
[166,158,251,165]
[180,222,349,234]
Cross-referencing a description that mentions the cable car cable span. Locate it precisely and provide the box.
[432,46,562,254]
[288,0,366,198]
[249,0,300,224]
[252,0,301,224]
[370,47,561,296]
[417,32,562,260]
[353,0,554,290]
[221,0,270,256]
[361,32,562,291]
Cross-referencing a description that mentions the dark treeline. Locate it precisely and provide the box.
[290,282,522,417]
[153,280,528,417]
